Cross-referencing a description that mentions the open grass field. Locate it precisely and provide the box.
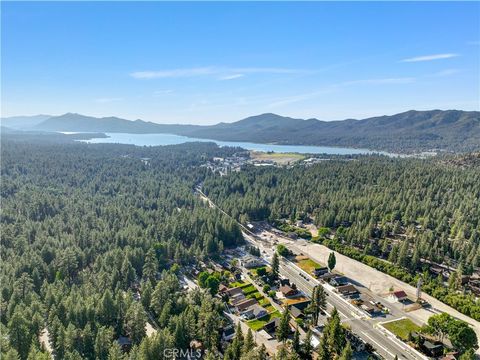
[247,310,281,331]
[382,318,421,341]
[295,256,321,274]
[250,151,305,165]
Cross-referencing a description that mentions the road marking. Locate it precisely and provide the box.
[362,332,396,358]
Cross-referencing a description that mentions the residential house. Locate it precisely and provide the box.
[290,299,311,310]
[329,276,349,287]
[290,305,304,319]
[241,255,264,269]
[337,284,359,297]
[117,336,132,352]
[263,318,280,333]
[222,325,235,341]
[388,290,408,302]
[225,287,243,297]
[422,341,444,357]
[231,293,246,305]
[242,304,268,320]
[235,298,258,312]
[280,285,299,297]
[313,267,329,277]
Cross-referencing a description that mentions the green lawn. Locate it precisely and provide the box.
[382,318,421,341]
[229,280,246,288]
[296,257,321,274]
[247,310,281,331]
[242,285,257,295]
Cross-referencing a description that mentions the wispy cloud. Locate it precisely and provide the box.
[130,66,307,79]
[343,77,415,85]
[153,90,174,97]
[219,74,245,81]
[94,97,123,103]
[267,77,415,108]
[401,53,459,62]
[430,68,461,77]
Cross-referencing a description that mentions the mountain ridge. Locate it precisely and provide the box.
[4,109,479,153]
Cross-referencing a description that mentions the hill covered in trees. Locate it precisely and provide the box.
[5,109,478,153]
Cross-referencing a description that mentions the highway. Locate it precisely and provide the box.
[196,187,425,360]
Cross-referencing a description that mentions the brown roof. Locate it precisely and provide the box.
[279,285,298,296]
[236,298,258,312]
[225,287,243,297]
[337,284,359,295]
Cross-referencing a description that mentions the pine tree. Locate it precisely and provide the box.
[328,253,336,272]
[276,308,290,343]
[339,341,353,360]
[272,252,280,280]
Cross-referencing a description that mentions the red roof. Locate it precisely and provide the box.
[393,290,408,298]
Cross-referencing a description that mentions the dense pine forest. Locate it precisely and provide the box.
[0,139,248,359]
[2,135,480,359]
[203,155,480,319]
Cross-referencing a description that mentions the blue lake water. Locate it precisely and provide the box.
[81,132,391,156]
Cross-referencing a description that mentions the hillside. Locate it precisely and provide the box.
[24,109,480,153]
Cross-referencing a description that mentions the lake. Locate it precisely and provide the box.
[81,132,391,156]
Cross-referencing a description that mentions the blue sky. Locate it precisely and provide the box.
[2,1,479,124]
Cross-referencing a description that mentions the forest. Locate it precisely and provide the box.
[0,139,247,359]
[2,135,479,359]
[202,155,480,319]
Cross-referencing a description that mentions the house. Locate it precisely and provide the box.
[337,284,359,297]
[219,284,228,294]
[242,304,268,320]
[313,267,329,277]
[280,285,298,297]
[290,305,304,319]
[235,298,258,312]
[222,325,235,341]
[117,336,132,352]
[319,272,337,282]
[241,255,264,269]
[329,276,349,287]
[231,293,247,305]
[388,290,408,302]
[263,318,281,333]
[225,287,243,297]
[290,299,311,311]
[422,341,444,357]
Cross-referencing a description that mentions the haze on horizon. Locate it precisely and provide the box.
[1,1,479,125]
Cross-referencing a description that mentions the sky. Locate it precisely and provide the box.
[1,1,479,125]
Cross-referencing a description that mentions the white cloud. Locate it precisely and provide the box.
[267,77,415,108]
[94,97,122,103]
[153,90,174,97]
[343,77,415,85]
[130,66,306,79]
[430,69,461,77]
[401,53,459,62]
[219,74,245,81]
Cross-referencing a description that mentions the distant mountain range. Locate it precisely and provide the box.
[2,110,479,153]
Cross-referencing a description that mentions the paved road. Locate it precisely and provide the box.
[196,188,424,360]
[278,258,425,360]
